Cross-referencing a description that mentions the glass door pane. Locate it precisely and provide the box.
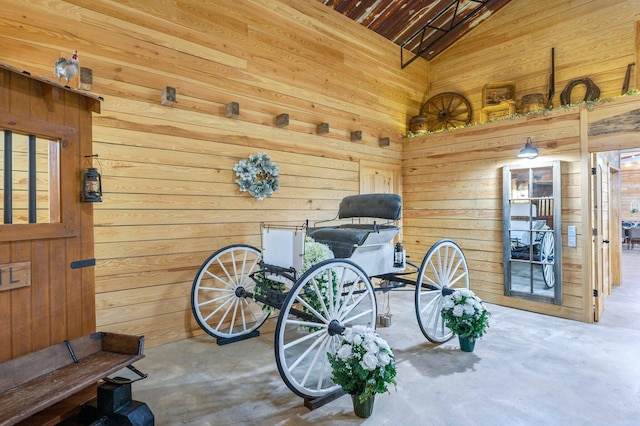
[503,162,561,304]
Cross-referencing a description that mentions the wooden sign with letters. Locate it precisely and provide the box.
[0,261,31,291]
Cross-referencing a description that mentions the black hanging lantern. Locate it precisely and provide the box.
[82,162,102,202]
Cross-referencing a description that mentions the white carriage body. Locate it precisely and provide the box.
[262,193,405,279]
[262,227,305,272]
[348,231,404,276]
[261,225,404,278]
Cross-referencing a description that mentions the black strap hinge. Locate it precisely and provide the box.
[70,258,96,269]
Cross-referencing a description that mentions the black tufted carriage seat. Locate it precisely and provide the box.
[307,193,401,258]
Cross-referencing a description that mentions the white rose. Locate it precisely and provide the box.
[353,325,366,335]
[375,336,390,351]
[464,304,475,315]
[360,352,378,371]
[337,344,352,361]
[460,289,474,298]
[377,351,390,366]
[364,341,379,355]
[442,297,454,310]
[353,334,363,345]
[364,331,376,343]
[343,328,354,343]
[452,305,464,317]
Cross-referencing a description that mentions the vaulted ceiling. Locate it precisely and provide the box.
[318,0,512,68]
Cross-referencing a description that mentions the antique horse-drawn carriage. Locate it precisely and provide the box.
[191,194,469,407]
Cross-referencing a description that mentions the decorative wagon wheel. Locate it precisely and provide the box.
[274,259,377,399]
[540,232,555,288]
[191,244,270,339]
[415,240,470,343]
[420,92,472,131]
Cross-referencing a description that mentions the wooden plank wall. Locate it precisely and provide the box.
[2,0,638,348]
[403,109,586,320]
[589,96,640,224]
[0,0,429,347]
[621,167,640,222]
[405,0,640,322]
[429,0,639,119]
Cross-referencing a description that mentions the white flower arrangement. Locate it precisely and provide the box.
[254,236,334,313]
[328,325,397,402]
[301,236,334,272]
[297,237,335,330]
[441,288,490,339]
[233,153,279,200]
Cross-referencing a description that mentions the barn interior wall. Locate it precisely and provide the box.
[403,107,587,319]
[429,0,639,120]
[0,0,429,347]
[405,0,640,321]
[1,0,639,348]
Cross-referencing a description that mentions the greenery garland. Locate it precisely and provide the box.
[233,153,279,200]
[254,236,334,314]
[404,89,640,138]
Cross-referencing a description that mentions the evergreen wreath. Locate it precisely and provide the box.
[233,153,280,200]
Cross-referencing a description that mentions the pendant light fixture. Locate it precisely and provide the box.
[518,137,539,159]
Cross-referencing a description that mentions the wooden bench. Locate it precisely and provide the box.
[0,332,145,426]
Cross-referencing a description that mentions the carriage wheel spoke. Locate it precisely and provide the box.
[415,240,469,343]
[191,245,269,339]
[276,259,376,399]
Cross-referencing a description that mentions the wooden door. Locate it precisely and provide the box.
[610,167,622,287]
[601,164,612,297]
[359,159,401,231]
[593,158,612,321]
[0,67,99,361]
[359,160,399,195]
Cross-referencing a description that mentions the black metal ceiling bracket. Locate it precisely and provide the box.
[400,0,489,68]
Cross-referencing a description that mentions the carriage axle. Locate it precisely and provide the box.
[327,320,346,336]
[441,286,455,296]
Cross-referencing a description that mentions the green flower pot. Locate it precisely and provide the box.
[458,336,476,352]
[352,394,375,418]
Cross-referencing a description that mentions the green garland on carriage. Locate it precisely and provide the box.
[253,236,337,320]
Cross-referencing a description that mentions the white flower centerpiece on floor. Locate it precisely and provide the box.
[328,325,397,418]
[441,288,490,352]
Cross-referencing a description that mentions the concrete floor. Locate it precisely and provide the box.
[124,250,640,425]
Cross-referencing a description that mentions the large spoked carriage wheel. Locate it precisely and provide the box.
[191,244,269,339]
[415,240,470,343]
[275,259,377,399]
[540,232,555,288]
[420,92,472,132]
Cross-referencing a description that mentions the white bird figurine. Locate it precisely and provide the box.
[54,51,79,85]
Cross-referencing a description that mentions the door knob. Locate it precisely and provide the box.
[603,239,610,243]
